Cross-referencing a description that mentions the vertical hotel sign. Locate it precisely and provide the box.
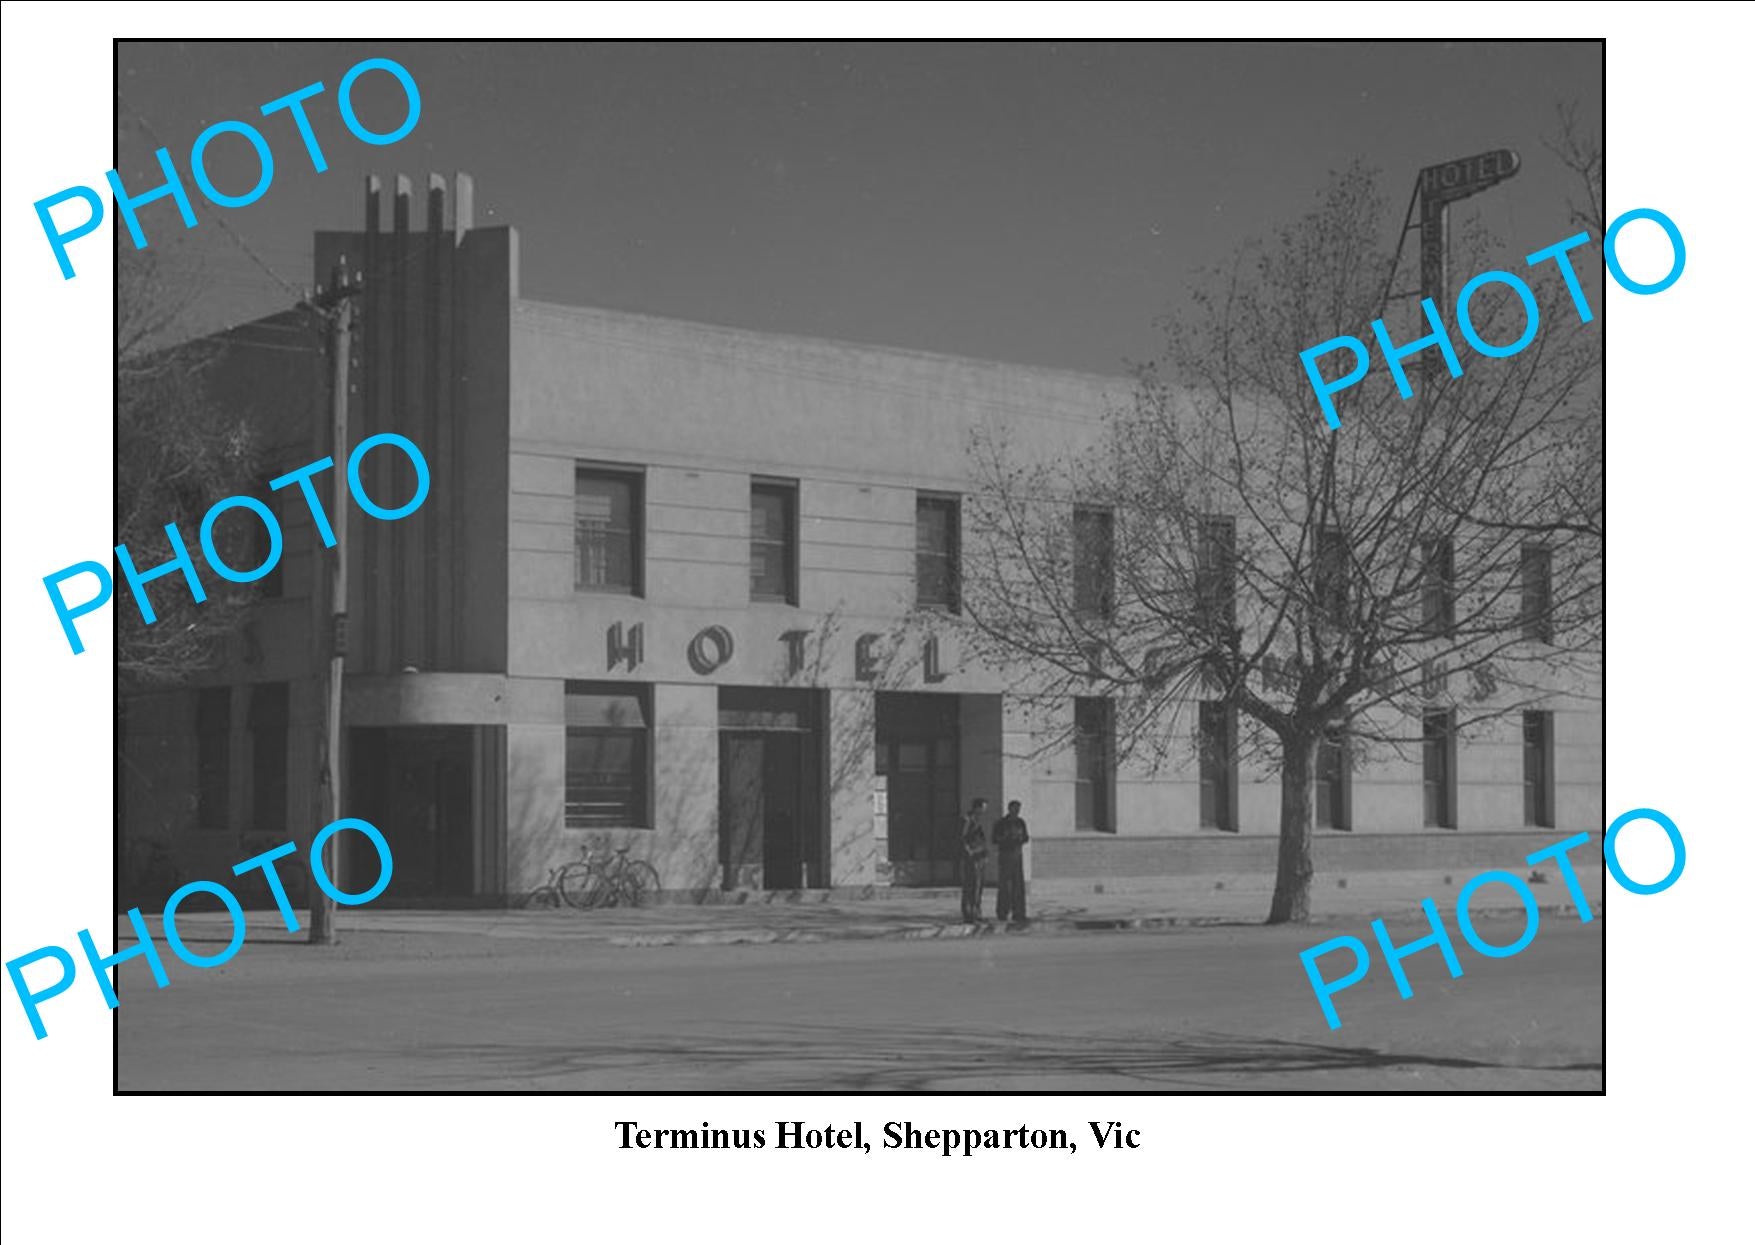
[1418,148,1521,311]
[1415,148,1519,391]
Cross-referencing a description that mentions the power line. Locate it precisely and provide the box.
[114,94,309,304]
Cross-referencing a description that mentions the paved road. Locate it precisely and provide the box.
[117,917,1602,1091]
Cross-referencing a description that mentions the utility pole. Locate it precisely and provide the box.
[310,261,355,945]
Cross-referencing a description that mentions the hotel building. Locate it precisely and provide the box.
[119,177,1602,904]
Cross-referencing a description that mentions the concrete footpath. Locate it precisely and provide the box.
[141,865,1605,948]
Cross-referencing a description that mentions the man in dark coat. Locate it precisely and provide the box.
[993,800,1030,923]
[960,798,989,922]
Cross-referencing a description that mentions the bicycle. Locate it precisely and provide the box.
[517,859,592,910]
[516,843,661,910]
[572,845,662,909]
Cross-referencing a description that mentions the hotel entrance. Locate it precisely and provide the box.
[876,693,962,886]
[346,725,506,904]
[718,688,824,890]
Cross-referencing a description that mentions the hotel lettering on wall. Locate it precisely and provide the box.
[605,622,952,683]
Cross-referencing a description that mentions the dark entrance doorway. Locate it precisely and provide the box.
[348,725,504,904]
[876,693,961,885]
[718,688,822,890]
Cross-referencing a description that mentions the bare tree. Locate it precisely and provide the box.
[117,247,261,691]
[957,163,1603,923]
[1537,102,1606,544]
[1547,101,1605,239]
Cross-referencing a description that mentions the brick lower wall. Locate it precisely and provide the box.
[1033,830,1597,881]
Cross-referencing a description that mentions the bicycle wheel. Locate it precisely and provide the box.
[618,861,662,908]
[559,860,610,909]
[519,884,561,910]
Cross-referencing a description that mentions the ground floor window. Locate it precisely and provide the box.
[1523,710,1555,828]
[1422,710,1457,828]
[1315,731,1349,830]
[1074,697,1114,832]
[249,682,288,832]
[1199,700,1237,831]
[565,682,650,827]
[196,686,230,829]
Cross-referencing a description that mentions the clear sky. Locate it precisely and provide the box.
[117,40,1602,376]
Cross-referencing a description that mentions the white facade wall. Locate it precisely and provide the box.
[494,301,1600,891]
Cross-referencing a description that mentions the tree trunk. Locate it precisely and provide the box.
[1266,733,1317,924]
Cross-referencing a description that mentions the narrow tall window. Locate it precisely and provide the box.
[1073,697,1114,832]
[1196,515,1237,634]
[915,494,960,611]
[575,467,642,594]
[1422,710,1456,829]
[1315,732,1350,830]
[1199,700,1238,832]
[196,687,230,829]
[249,682,288,832]
[1523,710,1555,828]
[1315,525,1348,621]
[1420,536,1455,635]
[1520,543,1553,642]
[1074,505,1115,617]
[565,683,651,828]
[750,479,798,604]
